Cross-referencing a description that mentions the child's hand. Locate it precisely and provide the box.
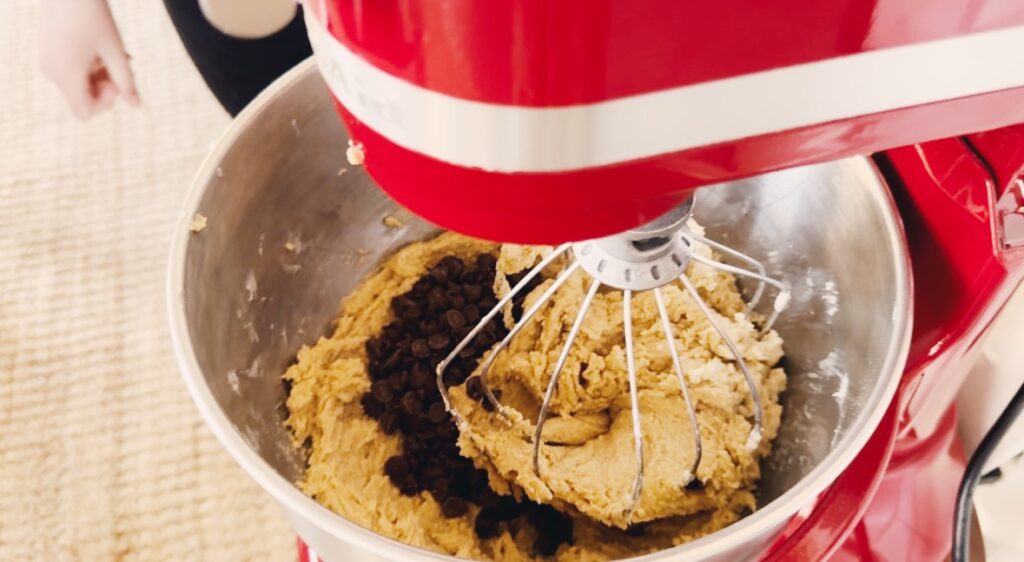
[37,0,140,120]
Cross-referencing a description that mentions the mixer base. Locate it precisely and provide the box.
[830,404,968,562]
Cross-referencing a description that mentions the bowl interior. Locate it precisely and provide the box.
[178,64,907,549]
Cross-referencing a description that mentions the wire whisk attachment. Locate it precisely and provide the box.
[437,201,789,518]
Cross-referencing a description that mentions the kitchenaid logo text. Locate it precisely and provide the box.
[308,15,405,130]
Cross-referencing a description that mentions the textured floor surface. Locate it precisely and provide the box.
[0,1,294,560]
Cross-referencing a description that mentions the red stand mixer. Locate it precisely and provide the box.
[209,1,1024,560]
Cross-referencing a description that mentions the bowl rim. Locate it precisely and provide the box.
[167,58,913,561]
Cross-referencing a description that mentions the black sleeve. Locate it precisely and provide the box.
[162,0,313,116]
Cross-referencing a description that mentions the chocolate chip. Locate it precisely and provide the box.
[410,363,433,389]
[388,371,408,391]
[685,478,705,491]
[380,411,400,434]
[478,486,500,508]
[399,477,419,496]
[427,286,448,310]
[360,394,385,419]
[427,401,448,423]
[441,497,469,518]
[381,349,402,372]
[383,324,402,340]
[384,455,410,482]
[442,365,465,388]
[474,508,502,539]
[365,337,385,360]
[494,496,524,520]
[624,523,647,537]
[402,391,424,416]
[411,338,430,358]
[508,269,532,284]
[390,296,411,314]
[428,332,450,350]
[450,294,467,309]
[430,265,449,284]
[403,434,425,453]
[436,420,456,439]
[393,294,421,317]
[412,277,433,294]
[466,376,485,401]
[463,284,483,302]
[410,415,433,435]
[528,505,574,555]
[440,256,464,278]
[463,304,481,325]
[371,380,394,403]
[476,254,497,271]
[476,330,496,349]
[419,319,440,335]
[420,458,445,480]
[479,296,498,311]
[535,534,562,556]
[480,389,501,412]
[429,478,450,500]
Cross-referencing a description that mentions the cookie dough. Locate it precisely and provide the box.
[284,231,787,561]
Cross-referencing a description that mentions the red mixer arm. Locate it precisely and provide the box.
[307,0,1024,242]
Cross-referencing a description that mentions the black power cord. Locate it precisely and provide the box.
[952,382,1024,561]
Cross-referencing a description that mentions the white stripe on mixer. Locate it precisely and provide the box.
[305,11,1024,173]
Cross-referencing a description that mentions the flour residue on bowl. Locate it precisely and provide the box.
[227,369,240,393]
[244,270,257,302]
[283,231,306,255]
[823,280,839,317]
[817,350,849,445]
[244,356,262,379]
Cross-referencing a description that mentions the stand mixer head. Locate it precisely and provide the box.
[298,0,1024,536]
[303,0,1024,244]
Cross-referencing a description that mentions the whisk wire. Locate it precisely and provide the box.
[678,274,765,452]
[683,231,768,309]
[532,277,602,476]
[654,287,702,488]
[622,289,646,519]
[689,252,790,334]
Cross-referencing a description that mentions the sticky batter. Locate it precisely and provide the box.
[284,231,786,560]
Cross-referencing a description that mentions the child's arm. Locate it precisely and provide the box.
[36,0,140,120]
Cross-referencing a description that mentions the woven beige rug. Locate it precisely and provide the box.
[0,1,294,560]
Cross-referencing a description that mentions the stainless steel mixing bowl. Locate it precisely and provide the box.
[168,60,912,562]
